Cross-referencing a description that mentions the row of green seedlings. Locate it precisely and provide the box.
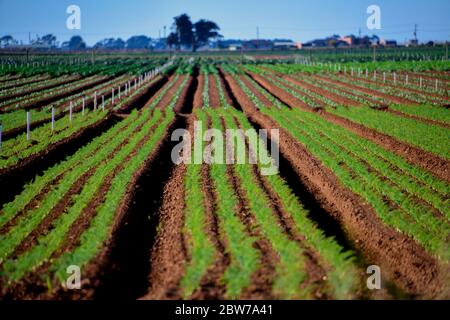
[265,63,449,94]
[263,106,450,261]
[295,73,450,123]
[0,74,185,288]
[0,73,132,133]
[298,62,448,93]
[229,68,450,261]
[180,106,359,299]
[0,74,81,100]
[323,72,449,106]
[244,72,450,209]
[0,73,183,238]
[242,69,450,215]
[0,61,173,152]
[200,64,219,108]
[0,75,105,111]
[0,69,169,170]
[246,65,450,158]
[326,105,450,160]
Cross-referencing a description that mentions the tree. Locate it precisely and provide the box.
[126,35,152,49]
[167,14,221,51]
[94,38,125,50]
[166,32,179,49]
[0,35,16,47]
[170,14,194,50]
[64,36,86,50]
[41,34,57,47]
[193,19,221,51]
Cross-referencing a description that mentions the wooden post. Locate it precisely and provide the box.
[118,86,121,99]
[134,79,137,90]
[419,77,422,89]
[383,72,386,83]
[94,91,97,110]
[393,72,396,84]
[27,111,30,141]
[69,101,73,122]
[102,95,105,110]
[436,79,439,91]
[112,88,115,104]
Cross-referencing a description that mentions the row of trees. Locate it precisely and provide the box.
[1,13,222,51]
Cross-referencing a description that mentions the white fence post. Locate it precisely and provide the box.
[102,95,105,110]
[82,97,85,115]
[118,86,121,99]
[393,72,396,84]
[27,111,30,141]
[94,91,97,110]
[69,101,73,122]
[383,72,386,83]
[112,88,115,104]
[51,107,55,131]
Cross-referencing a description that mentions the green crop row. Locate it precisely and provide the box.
[0,111,143,230]
[327,106,450,159]
[218,108,311,299]
[263,107,450,260]
[225,106,360,299]
[180,112,216,298]
[50,110,175,285]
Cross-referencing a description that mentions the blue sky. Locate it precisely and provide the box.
[1,0,449,45]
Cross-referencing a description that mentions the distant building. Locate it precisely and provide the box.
[243,39,273,50]
[273,41,297,50]
[340,36,356,46]
[228,43,242,51]
[380,39,397,47]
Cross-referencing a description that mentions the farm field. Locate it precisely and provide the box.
[0,54,449,300]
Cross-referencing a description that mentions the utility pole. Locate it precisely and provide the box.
[414,24,418,43]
